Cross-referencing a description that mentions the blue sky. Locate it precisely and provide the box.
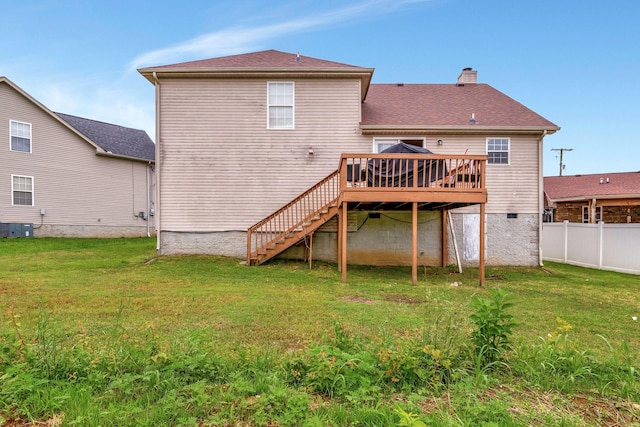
[1,0,638,177]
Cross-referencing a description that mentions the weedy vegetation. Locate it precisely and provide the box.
[0,238,638,426]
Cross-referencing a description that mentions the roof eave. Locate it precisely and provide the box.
[139,68,374,101]
[96,151,155,163]
[360,125,560,136]
[547,194,640,203]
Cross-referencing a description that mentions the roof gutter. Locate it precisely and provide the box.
[95,151,155,163]
[548,194,640,203]
[360,125,560,136]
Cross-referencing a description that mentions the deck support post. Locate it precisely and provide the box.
[479,203,486,287]
[307,232,314,270]
[412,202,418,285]
[341,202,348,282]
[337,209,342,272]
[247,231,252,265]
[441,208,448,268]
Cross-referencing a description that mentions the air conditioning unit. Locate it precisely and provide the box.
[0,223,34,238]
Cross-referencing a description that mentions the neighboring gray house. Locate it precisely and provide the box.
[139,50,559,273]
[1,76,155,237]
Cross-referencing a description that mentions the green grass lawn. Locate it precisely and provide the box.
[1,237,638,426]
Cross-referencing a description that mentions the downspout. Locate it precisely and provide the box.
[146,161,151,237]
[152,71,161,252]
[538,130,547,266]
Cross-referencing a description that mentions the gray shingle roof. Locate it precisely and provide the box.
[56,113,155,161]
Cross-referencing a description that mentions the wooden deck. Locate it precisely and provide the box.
[247,153,488,285]
[339,153,486,206]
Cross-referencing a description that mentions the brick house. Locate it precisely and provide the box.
[544,172,640,223]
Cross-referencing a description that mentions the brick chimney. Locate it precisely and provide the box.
[457,67,477,85]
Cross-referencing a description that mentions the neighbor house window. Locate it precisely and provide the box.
[487,138,509,164]
[267,82,294,129]
[373,138,425,153]
[12,175,33,206]
[10,120,32,152]
[582,205,603,223]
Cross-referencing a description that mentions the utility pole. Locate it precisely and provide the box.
[551,148,573,176]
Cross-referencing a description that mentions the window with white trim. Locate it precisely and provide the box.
[373,138,425,153]
[12,175,34,206]
[582,205,603,223]
[10,120,32,152]
[487,137,509,164]
[267,82,294,129]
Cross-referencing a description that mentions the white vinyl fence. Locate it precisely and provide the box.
[542,221,640,275]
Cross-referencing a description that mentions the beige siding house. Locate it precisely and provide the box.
[0,76,155,237]
[139,50,558,267]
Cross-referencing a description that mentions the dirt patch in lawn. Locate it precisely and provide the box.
[342,296,378,304]
[382,293,423,304]
[343,294,424,305]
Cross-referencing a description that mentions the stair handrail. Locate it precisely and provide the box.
[247,169,341,264]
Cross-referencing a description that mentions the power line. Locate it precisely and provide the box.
[551,148,574,176]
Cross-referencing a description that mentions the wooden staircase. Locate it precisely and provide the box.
[247,170,342,265]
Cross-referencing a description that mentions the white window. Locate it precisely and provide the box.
[487,137,509,164]
[373,138,425,153]
[582,205,602,223]
[267,82,294,129]
[10,120,32,153]
[12,175,34,206]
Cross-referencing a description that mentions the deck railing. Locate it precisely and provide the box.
[339,153,486,192]
[247,170,341,264]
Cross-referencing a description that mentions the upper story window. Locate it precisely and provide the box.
[10,120,32,153]
[12,175,34,206]
[267,82,294,129]
[373,138,425,153]
[487,137,509,165]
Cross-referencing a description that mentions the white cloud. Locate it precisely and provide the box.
[129,0,432,70]
[5,0,432,142]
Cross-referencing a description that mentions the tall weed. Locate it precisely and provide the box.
[469,288,517,368]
